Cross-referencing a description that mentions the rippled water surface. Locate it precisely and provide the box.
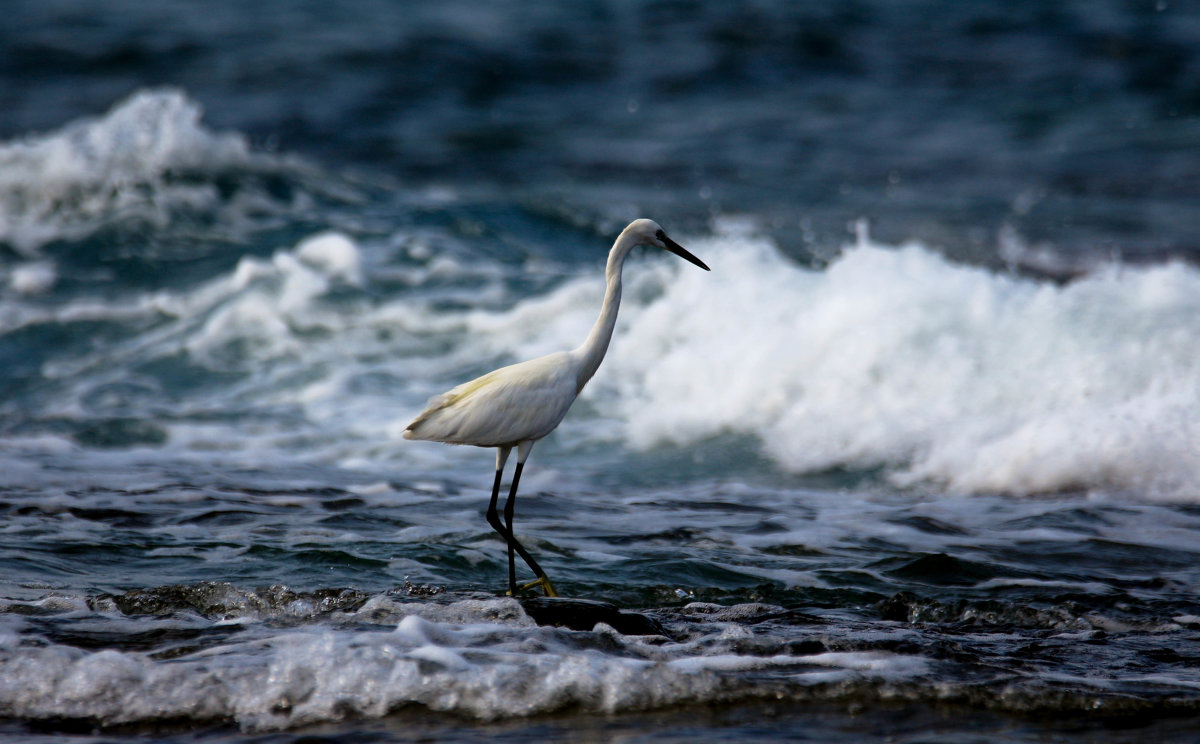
[2,1,1200,741]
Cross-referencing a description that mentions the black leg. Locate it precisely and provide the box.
[504,462,523,595]
[503,461,555,595]
[484,466,518,594]
[485,466,505,534]
[483,449,556,597]
[505,465,519,595]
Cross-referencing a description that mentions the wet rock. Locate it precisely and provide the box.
[519,597,670,637]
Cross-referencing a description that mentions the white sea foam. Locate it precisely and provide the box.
[469,223,1200,497]
[0,600,922,730]
[0,88,277,253]
[296,231,364,286]
[7,261,57,294]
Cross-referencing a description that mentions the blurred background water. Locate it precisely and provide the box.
[2,1,1200,741]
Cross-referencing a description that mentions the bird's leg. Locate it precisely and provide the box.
[483,446,556,597]
[484,467,507,534]
[503,459,558,598]
[484,447,520,595]
[504,469,517,595]
[503,461,520,594]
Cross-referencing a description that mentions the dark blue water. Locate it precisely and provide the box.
[2,2,1200,741]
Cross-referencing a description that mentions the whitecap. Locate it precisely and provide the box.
[8,261,57,294]
[296,231,364,286]
[0,88,259,253]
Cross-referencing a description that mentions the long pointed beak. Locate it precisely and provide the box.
[660,233,710,271]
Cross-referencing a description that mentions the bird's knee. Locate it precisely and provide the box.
[485,507,508,536]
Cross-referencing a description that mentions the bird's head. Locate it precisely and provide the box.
[625,219,710,271]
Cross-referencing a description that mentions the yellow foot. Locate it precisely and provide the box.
[506,575,558,598]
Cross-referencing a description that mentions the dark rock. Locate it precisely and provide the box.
[519,597,670,637]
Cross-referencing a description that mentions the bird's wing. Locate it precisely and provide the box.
[404,367,498,430]
[404,353,578,447]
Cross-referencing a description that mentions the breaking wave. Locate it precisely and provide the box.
[0,88,309,255]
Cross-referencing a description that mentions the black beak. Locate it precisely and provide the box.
[657,230,710,271]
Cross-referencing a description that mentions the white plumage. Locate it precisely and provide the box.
[405,352,578,447]
[404,218,710,596]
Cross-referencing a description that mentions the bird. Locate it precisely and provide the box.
[404,219,710,597]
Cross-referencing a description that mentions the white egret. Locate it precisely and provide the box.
[404,219,710,596]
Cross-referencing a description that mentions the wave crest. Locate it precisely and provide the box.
[0,88,278,253]
[569,227,1200,497]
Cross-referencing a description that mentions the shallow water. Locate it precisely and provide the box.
[2,1,1200,741]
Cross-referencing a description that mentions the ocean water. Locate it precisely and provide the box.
[3,1,1200,741]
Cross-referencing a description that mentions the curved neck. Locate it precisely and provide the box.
[573,227,639,392]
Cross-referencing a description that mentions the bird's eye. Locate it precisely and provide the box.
[655,229,666,242]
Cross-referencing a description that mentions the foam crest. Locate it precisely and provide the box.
[186,247,350,367]
[0,600,922,730]
[0,88,267,253]
[505,226,1200,497]
[296,231,364,286]
[6,261,57,295]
